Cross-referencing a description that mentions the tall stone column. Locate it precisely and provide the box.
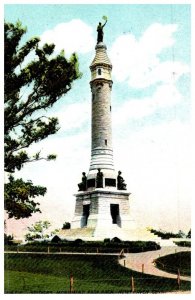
[71,40,134,236]
[62,24,165,244]
[90,79,114,171]
[89,43,114,172]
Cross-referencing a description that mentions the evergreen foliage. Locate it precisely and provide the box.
[4,21,81,219]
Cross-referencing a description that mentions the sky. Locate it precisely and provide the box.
[3,1,193,239]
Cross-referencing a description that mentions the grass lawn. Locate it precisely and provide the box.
[4,253,191,293]
[155,251,191,276]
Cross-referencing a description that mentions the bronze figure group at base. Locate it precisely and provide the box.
[78,169,126,191]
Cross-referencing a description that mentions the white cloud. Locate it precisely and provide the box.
[110,23,190,88]
[113,120,192,232]
[139,23,177,55]
[113,83,183,125]
[53,101,90,132]
[40,19,95,56]
[16,19,95,72]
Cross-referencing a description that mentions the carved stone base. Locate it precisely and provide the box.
[71,189,135,232]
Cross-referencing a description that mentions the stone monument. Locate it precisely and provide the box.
[70,18,136,240]
[60,18,164,243]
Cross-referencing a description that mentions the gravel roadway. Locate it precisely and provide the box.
[119,246,191,282]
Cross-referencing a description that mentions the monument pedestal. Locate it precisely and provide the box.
[71,189,135,236]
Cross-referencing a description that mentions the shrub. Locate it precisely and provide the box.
[174,241,191,247]
[111,237,121,243]
[5,239,160,253]
[73,239,83,245]
[62,222,71,229]
[104,238,110,244]
[51,235,61,243]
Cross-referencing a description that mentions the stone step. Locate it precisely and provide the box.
[58,227,174,247]
[58,228,95,241]
[93,226,162,242]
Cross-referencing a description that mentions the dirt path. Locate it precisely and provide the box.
[119,246,191,282]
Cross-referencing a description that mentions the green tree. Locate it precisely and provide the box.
[4,175,46,219]
[50,228,60,235]
[25,220,51,241]
[4,21,81,219]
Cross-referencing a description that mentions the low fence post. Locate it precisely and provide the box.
[131,276,135,293]
[177,269,181,290]
[47,246,50,254]
[70,274,74,293]
[119,248,124,258]
[22,277,26,289]
[142,264,144,274]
